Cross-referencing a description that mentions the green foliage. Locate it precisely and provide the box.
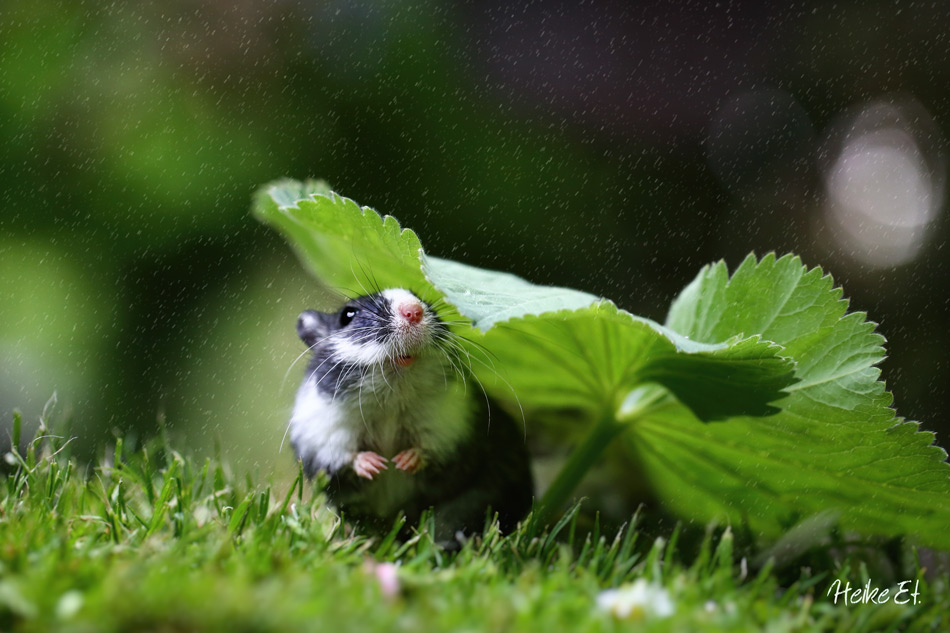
[253,180,950,551]
[254,181,797,420]
[254,179,429,296]
[1,428,947,632]
[648,256,950,544]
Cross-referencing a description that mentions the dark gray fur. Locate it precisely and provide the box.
[297,293,402,397]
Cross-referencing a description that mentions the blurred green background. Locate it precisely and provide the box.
[2,1,949,477]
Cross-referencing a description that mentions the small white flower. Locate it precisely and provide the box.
[596,579,675,620]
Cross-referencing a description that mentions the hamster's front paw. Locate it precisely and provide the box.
[353,451,388,480]
[392,448,424,473]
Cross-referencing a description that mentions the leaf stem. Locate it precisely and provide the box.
[535,409,625,525]
[535,384,674,525]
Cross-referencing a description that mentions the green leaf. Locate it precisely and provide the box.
[464,301,794,420]
[253,179,429,298]
[422,255,600,331]
[630,253,950,546]
[253,180,950,549]
[254,180,795,421]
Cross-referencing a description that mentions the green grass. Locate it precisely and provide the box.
[1,414,947,633]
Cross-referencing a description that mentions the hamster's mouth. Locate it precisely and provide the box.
[394,355,416,368]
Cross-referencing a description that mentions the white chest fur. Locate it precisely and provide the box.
[289,355,473,477]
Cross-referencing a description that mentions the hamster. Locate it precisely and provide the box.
[289,288,533,543]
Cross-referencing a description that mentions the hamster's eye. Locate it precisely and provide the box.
[340,307,359,327]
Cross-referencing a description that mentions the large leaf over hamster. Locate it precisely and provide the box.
[254,180,796,421]
[254,179,950,550]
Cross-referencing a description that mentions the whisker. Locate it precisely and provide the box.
[358,364,369,433]
[370,362,386,407]
[377,357,394,392]
[312,355,350,391]
[331,361,363,407]
[281,328,369,395]
[434,340,468,395]
[279,415,293,454]
[280,322,391,394]
[440,330,526,438]
[434,337,497,431]
[350,259,375,299]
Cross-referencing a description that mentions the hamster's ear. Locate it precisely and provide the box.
[297,310,329,347]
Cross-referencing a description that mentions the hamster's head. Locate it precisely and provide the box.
[297,288,446,370]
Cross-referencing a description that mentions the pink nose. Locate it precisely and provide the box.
[399,302,424,324]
